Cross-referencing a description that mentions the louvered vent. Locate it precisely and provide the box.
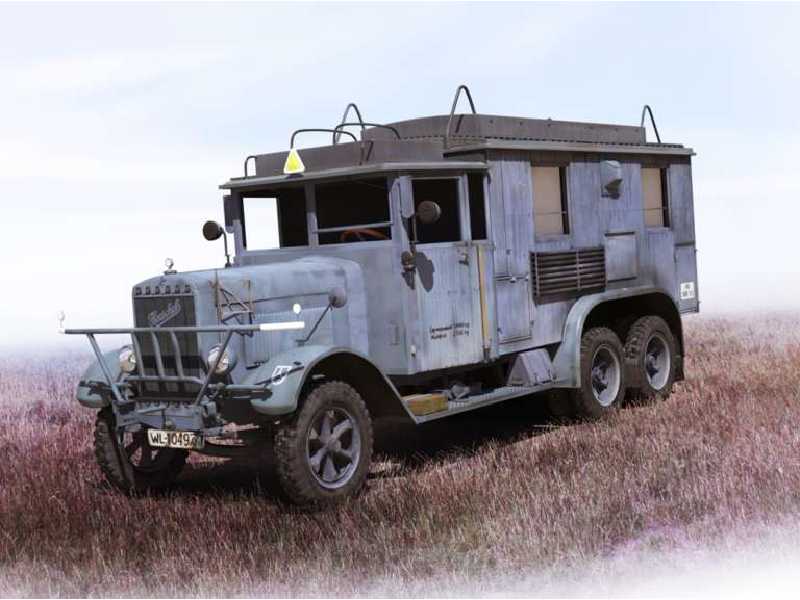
[531,247,606,298]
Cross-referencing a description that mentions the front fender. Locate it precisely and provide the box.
[76,348,122,409]
[240,345,361,417]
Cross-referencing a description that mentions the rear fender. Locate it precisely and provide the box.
[552,286,681,387]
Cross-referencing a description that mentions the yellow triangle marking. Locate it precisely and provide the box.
[283,148,306,175]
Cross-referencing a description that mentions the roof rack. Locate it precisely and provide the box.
[242,103,404,177]
[244,128,360,178]
[240,90,675,179]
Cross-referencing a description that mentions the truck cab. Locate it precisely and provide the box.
[67,86,698,505]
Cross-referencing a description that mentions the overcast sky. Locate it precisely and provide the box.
[2,2,800,349]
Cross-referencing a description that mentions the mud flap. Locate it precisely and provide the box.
[675,245,699,312]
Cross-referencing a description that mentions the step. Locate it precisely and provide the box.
[409,384,553,424]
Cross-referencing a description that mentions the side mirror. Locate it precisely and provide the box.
[203,220,231,267]
[417,200,442,225]
[203,220,225,241]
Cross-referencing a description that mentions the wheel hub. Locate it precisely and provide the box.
[590,345,621,407]
[306,407,361,489]
[592,364,609,393]
[644,333,671,390]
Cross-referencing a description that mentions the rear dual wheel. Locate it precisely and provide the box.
[550,317,677,420]
[568,327,627,419]
[624,315,677,401]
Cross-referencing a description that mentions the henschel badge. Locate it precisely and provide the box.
[148,299,182,327]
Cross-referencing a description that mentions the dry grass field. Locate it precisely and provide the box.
[1,314,800,597]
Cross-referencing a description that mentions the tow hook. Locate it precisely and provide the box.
[200,399,219,419]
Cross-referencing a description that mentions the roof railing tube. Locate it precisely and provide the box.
[444,84,478,149]
[243,155,257,177]
[334,102,365,144]
[640,104,662,143]
[290,128,357,148]
[334,122,402,140]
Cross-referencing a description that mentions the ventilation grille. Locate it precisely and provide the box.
[531,247,606,298]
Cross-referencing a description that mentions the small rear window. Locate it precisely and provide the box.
[642,167,670,228]
[532,165,569,237]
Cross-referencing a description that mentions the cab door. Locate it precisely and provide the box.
[409,176,488,371]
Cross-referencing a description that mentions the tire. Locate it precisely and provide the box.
[94,408,187,493]
[568,327,627,419]
[274,381,373,506]
[624,315,677,401]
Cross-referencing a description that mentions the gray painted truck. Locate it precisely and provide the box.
[66,86,699,505]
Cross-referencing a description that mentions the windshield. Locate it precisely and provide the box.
[241,187,308,250]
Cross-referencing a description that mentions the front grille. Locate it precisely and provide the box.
[531,247,606,299]
[132,292,202,397]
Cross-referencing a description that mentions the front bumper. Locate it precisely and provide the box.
[65,322,305,434]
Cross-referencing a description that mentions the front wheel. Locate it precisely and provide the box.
[274,381,373,506]
[94,408,187,493]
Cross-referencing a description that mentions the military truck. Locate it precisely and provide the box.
[64,86,698,505]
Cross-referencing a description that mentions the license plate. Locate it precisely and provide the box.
[147,429,204,450]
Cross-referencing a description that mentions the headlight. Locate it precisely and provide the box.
[118,345,137,373]
[207,345,236,375]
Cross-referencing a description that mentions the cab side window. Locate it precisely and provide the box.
[412,178,461,243]
[316,178,391,244]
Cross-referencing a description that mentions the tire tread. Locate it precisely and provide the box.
[570,326,626,419]
[274,381,373,506]
[624,315,677,401]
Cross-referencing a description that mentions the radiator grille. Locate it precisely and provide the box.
[531,247,606,298]
[132,293,201,397]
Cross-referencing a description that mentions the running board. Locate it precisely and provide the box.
[408,383,554,424]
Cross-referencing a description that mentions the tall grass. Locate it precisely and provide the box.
[1,315,799,597]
